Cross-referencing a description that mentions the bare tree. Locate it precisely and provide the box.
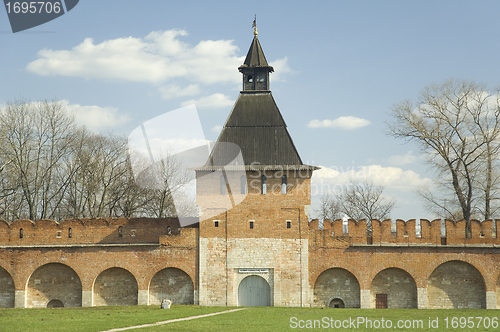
[315,179,395,227]
[315,194,342,221]
[0,100,77,221]
[387,79,500,236]
[336,180,395,221]
[63,132,131,218]
[0,99,197,222]
[111,166,150,218]
[135,152,194,218]
[473,94,500,219]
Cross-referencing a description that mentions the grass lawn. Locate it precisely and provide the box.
[0,306,499,332]
[0,305,228,332]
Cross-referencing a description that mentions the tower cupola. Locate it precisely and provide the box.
[238,30,274,91]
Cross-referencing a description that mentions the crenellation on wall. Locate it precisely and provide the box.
[372,219,389,243]
[308,219,319,230]
[471,219,496,243]
[347,219,368,243]
[420,219,442,242]
[308,218,500,246]
[331,218,344,237]
[0,217,180,246]
[445,219,465,244]
[404,219,417,241]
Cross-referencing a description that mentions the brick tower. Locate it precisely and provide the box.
[195,27,318,307]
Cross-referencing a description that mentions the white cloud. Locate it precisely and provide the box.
[158,84,201,99]
[212,125,223,133]
[307,116,370,130]
[387,150,417,165]
[61,99,131,131]
[26,30,243,85]
[269,57,292,81]
[181,93,234,109]
[26,29,293,101]
[312,164,431,194]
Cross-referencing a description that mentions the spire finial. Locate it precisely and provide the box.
[252,15,258,36]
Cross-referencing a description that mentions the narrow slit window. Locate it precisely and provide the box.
[282,175,287,194]
[241,175,246,194]
[250,221,254,229]
[20,228,23,239]
[167,226,172,235]
[343,221,349,234]
[214,220,219,227]
[286,221,291,229]
[68,228,72,238]
[118,226,123,237]
[220,175,226,195]
[261,175,267,194]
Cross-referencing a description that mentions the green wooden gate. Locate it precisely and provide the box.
[238,275,271,306]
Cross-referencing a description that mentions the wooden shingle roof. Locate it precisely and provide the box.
[206,91,311,168]
[239,36,273,69]
[199,34,317,171]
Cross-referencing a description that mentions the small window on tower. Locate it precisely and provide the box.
[241,175,246,194]
[282,175,287,194]
[68,228,72,238]
[287,221,291,229]
[261,175,267,194]
[248,75,253,83]
[257,75,265,82]
[214,220,219,227]
[250,221,254,229]
[118,226,123,237]
[220,175,226,195]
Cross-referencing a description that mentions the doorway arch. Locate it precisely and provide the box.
[329,298,345,308]
[238,275,270,306]
[47,299,64,308]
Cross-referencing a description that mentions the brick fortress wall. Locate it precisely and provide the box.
[1,212,499,309]
[309,218,500,309]
[0,218,198,308]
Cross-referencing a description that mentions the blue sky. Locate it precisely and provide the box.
[2,0,500,220]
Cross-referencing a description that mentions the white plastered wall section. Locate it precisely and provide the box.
[198,237,309,307]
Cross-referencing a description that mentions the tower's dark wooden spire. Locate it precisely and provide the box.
[203,30,317,171]
[241,36,272,68]
[238,30,274,92]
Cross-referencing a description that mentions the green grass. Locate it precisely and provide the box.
[0,306,499,332]
[0,305,228,332]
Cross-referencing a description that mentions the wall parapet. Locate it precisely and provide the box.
[159,228,198,248]
[0,217,184,246]
[308,218,500,247]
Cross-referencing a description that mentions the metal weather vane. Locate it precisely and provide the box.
[253,15,258,36]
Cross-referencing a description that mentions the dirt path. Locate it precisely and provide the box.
[100,308,248,332]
